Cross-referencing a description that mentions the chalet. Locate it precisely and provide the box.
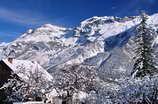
[0,57,53,86]
[0,58,16,87]
[0,57,53,102]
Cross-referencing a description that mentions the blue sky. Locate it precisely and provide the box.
[0,0,158,42]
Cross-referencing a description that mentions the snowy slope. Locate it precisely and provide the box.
[18,24,67,43]
[74,16,140,42]
[147,13,158,25]
[1,24,73,68]
[0,42,8,60]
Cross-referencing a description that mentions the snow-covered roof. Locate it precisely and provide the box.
[3,58,53,82]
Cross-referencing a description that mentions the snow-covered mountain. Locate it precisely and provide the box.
[1,13,158,79]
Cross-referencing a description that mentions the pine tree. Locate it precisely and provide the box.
[132,12,157,78]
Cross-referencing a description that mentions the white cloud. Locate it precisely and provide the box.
[0,8,59,26]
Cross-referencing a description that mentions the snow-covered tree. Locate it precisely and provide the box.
[131,12,158,78]
[52,64,98,104]
[0,66,52,102]
[84,75,158,104]
[111,76,158,104]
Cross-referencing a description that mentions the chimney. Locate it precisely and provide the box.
[8,57,13,64]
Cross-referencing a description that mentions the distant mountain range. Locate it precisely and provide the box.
[1,13,158,80]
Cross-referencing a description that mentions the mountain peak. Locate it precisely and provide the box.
[15,24,70,43]
[37,24,67,31]
[80,16,114,27]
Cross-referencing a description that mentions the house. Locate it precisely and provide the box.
[2,58,53,82]
[0,57,54,102]
[0,58,15,87]
[0,57,53,86]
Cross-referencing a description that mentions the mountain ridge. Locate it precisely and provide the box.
[0,13,158,79]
